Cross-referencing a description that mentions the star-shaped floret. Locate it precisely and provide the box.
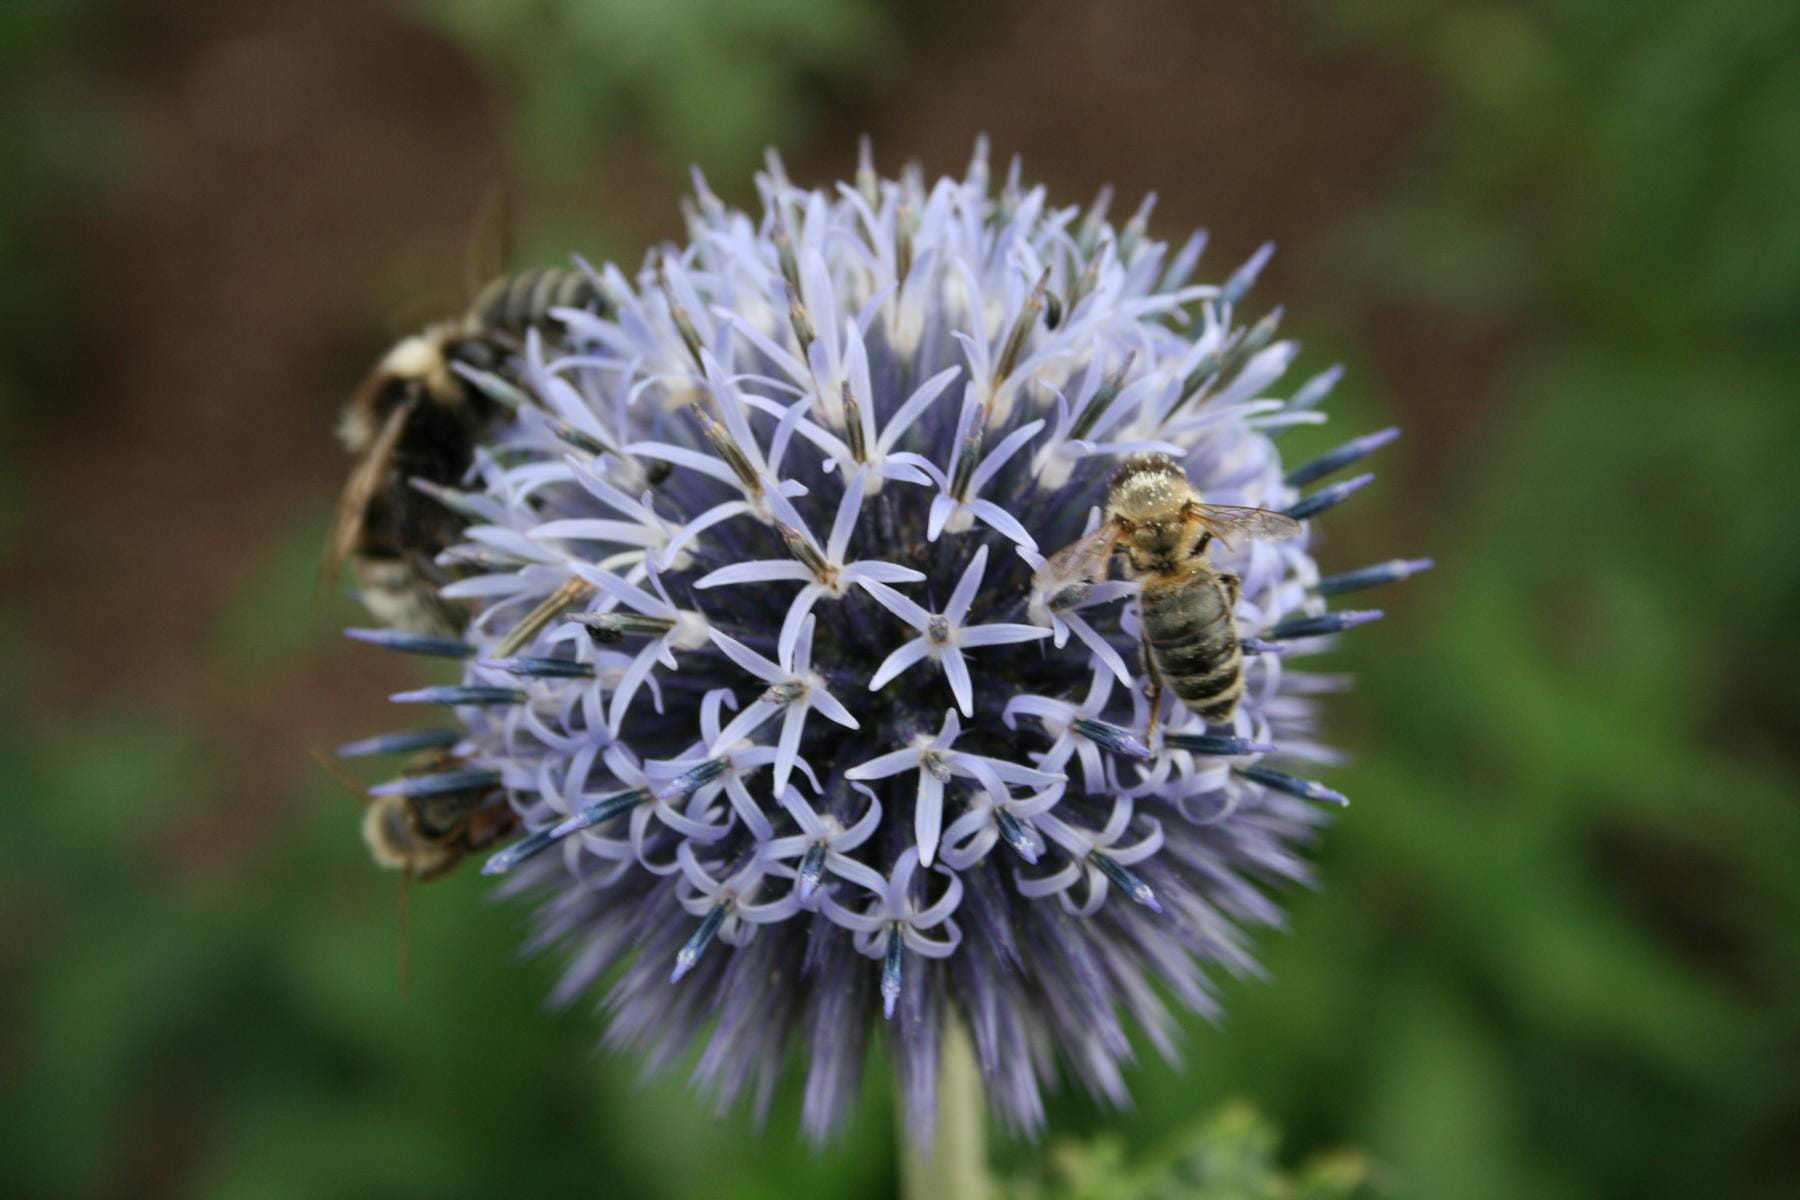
[1031,355,1182,490]
[625,351,810,532]
[761,784,888,904]
[637,687,823,843]
[1019,534,1137,687]
[705,616,858,796]
[670,841,801,981]
[891,385,1046,551]
[563,562,710,732]
[694,466,924,666]
[939,783,1065,868]
[1003,661,1151,794]
[819,848,964,1019]
[860,545,1049,716]
[725,307,963,494]
[1016,794,1165,916]
[552,460,695,569]
[845,709,1062,866]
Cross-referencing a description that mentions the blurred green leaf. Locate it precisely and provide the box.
[408,0,892,180]
[1003,1101,1374,1200]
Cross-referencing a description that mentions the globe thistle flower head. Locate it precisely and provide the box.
[346,139,1426,1145]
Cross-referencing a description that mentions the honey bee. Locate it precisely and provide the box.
[1039,454,1301,733]
[326,267,608,635]
[360,755,519,882]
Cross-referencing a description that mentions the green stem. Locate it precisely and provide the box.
[900,1020,989,1200]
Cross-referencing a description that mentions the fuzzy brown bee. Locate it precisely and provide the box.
[1038,454,1300,733]
[326,268,607,636]
[360,755,518,881]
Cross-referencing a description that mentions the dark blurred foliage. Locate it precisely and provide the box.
[1,1,1796,1197]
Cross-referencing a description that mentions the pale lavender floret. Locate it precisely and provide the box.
[694,465,925,667]
[706,616,859,795]
[671,840,804,981]
[940,783,1064,868]
[1019,538,1138,686]
[820,847,965,1019]
[846,708,1062,868]
[1016,794,1166,916]
[565,561,711,730]
[1003,661,1151,795]
[761,783,888,903]
[1034,365,1185,489]
[643,687,822,844]
[341,143,1420,1145]
[860,545,1049,716]
[899,393,1047,550]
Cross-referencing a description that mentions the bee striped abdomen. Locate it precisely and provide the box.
[1141,571,1244,722]
[471,268,603,333]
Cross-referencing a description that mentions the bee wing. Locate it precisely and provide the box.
[464,181,516,306]
[1193,504,1303,545]
[321,396,416,588]
[1038,523,1120,592]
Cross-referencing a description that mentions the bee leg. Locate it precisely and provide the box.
[1139,627,1166,744]
[396,867,414,996]
[492,575,596,658]
[1219,572,1241,607]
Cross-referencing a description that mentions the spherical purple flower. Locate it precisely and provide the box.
[344,140,1425,1144]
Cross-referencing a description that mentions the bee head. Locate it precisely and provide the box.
[1118,512,1201,566]
[340,330,467,454]
[1109,454,1203,568]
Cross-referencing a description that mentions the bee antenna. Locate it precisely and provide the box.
[311,519,359,623]
[308,746,372,807]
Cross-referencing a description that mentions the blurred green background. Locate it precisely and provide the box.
[2,0,1797,1196]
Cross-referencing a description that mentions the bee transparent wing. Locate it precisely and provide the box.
[463,181,516,306]
[1192,504,1303,546]
[1046,524,1121,583]
[1035,523,1120,611]
[322,396,416,586]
